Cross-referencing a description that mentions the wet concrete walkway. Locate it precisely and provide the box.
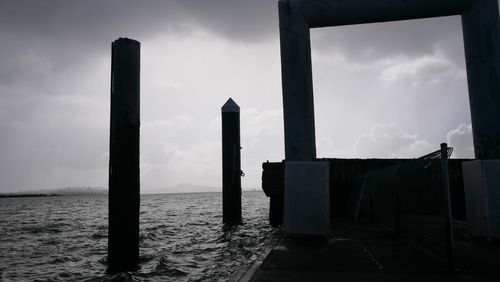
[248,219,500,282]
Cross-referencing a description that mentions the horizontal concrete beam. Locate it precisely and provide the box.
[286,0,471,28]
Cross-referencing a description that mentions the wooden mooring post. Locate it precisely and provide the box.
[108,38,140,273]
[222,98,242,224]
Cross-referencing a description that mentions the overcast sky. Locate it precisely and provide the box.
[0,0,474,193]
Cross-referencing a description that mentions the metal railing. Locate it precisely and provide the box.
[351,143,455,271]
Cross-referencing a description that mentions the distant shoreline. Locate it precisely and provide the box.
[0,194,61,198]
[0,189,262,198]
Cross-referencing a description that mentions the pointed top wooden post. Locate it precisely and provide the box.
[222,97,240,113]
[222,98,242,224]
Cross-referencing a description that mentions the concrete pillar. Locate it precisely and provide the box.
[284,161,330,236]
[222,98,242,224]
[108,38,140,273]
[462,0,500,159]
[279,0,317,161]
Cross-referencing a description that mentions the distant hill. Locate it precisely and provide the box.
[1,187,108,197]
[1,184,261,197]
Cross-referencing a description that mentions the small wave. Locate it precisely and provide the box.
[91,233,107,239]
[20,225,62,235]
[153,256,189,277]
[90,272,143,282]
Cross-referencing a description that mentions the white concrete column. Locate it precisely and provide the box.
[462,0,500,159]
[279,0,316,161]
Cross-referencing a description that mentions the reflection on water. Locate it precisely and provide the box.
[0,191,278,281]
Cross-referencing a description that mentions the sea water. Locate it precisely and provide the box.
[0,191,277,281]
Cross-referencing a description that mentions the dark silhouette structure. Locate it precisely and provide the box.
[252,0,500,279]
[108,38,141,273]
[222,98,242,224]
[262,161,284,226]
[277,0,500,237]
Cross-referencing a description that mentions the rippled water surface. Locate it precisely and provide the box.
[0,191,277,281]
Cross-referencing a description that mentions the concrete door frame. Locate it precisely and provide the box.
[279,0,500,160]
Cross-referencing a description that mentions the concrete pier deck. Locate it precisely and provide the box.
[248,219,500,281]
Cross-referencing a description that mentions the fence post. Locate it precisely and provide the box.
[395,167,401,238]
[440,143,455,271]
[108,38,140,273]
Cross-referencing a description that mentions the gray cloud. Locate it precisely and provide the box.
[354,123,434,158]
[447,123,474,158]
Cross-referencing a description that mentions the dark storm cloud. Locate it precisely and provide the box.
[312,15,465,65]
[0,0,464,88]
[0,0,279,134]
[0,0,279,124]
[0,0,278,91]
[0,0,277,47]
[178,0,279,42]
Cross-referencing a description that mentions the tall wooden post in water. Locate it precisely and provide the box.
[108,38,140,273]
[222,98,242,224]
